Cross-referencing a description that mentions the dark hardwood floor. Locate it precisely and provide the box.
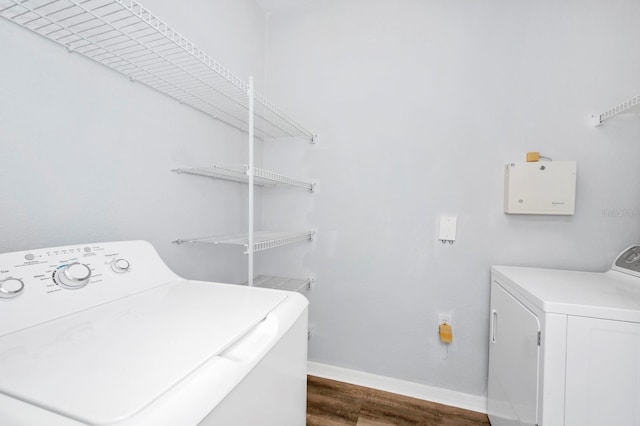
[307,376,490,426]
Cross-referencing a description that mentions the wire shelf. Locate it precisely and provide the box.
[173,230,314,254]
[173,165,315,191]
[249,275,313,293]
[0,0,315,141]
[591,94,640,126]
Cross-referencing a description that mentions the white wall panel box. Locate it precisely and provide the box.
[504,161,577,215]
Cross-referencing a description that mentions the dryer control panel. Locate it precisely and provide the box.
[613,245,640,277]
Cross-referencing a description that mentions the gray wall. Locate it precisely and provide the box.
[4,0,640,401]
[261,0,640,396]
[0,0,265,283]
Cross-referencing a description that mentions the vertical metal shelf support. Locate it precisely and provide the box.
[248,77,255,287]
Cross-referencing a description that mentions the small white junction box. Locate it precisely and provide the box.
[504,161,577,215]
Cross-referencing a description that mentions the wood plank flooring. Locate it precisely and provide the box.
[307,376,490,426]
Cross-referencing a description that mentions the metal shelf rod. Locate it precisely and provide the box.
[248,77,254,286]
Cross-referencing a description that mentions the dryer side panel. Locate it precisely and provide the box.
[488,280,540,426]
[565,316,640,426]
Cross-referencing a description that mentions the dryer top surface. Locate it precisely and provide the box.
[491,265,640,322]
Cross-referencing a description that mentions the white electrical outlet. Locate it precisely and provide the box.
[437,313,454,358]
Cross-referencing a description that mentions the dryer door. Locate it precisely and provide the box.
[488,281,540,426]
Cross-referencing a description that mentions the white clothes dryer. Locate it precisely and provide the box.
[489,246,640,426]
[0,241,308,426]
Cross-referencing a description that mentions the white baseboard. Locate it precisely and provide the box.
[307,362,487,414]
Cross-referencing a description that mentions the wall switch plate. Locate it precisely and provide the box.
[438,216,457,243]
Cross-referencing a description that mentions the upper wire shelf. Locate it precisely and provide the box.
[173,165,315,192]
[250,275,313,293]
[0,0,315,141]
[173,230,314,254]
[591,94,640,126]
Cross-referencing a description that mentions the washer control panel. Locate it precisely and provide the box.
[0,241,179,336]
[613,245,640,277]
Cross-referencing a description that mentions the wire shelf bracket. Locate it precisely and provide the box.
[0,0,315,141]
[591,94,640,126]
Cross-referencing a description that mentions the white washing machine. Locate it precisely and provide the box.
[0,240,308,426]
[488,245,640,426]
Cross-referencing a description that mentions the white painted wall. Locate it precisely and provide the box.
[0,0,265,282]
[4,0,640,402]
[262,0,640,396]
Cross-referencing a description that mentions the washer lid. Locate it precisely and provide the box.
[492,266,640,322]
[0,280,287,425]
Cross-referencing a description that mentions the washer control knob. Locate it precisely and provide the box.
[55,263,92,289]
[0,277,25,298]
[111,258,131,273]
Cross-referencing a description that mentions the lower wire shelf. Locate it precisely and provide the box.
[173,230,314,253]
[173,165,315,192]
[248,275,313,293]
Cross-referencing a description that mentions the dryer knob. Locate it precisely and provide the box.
[111,258,131,273]
[0,277,24,298]
[55,263,91,289]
